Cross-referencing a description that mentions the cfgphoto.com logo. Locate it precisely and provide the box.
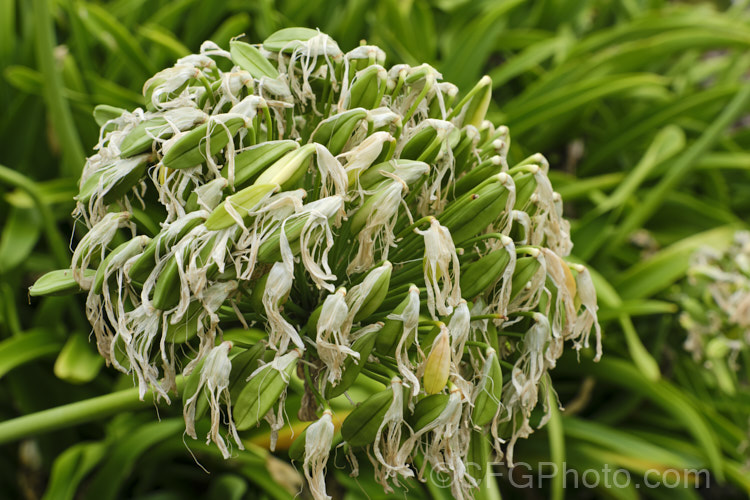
[429,462,711,490]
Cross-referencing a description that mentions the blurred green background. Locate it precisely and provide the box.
[1,0,749,498]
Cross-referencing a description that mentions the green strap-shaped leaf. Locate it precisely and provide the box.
[82,419,184,500]
[42,442,106,500]
[0,328,63,379]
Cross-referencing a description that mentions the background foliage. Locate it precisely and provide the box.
[1,0,749,498]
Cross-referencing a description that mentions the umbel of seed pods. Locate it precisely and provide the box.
[679,231,750,395]
[30,29,602,500]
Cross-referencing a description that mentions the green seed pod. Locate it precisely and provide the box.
[409,393,449,431]
[228,341,267,401]
[452,156,503,198]
[477,125,510,159]
[341,388,393,447]
[438,173,515,243]
[471,348,503,427]
[254,143,316,188]
[151,252,183,310]
[152,234,224,312]
[455,75,492,129]
[510,254,543,302]
[511,170,538,210]
[467,428,491,482]
[93,104,126,127]
[357,159,428,191]
[119,117,169,158]
[161,115,246,170]
[263,27,323,53]
[29,269,95,297]
[225,140,299,187]
[348,179,404,236]
[453,126,481,176]
[460,242,513,300]
[234,349,301,431]
[257,197,342,264]
[346,65,387,110]
[204,183,279,231]
[164,301,203,343]
[399,125,438,161]
[230,40,279,79]
[121,108,208,159]
[249,272,269,315]
[348,261,392,322]
[311,108,368,155]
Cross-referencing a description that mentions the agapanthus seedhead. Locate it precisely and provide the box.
[678,231,750,393]
[45,28,604,500]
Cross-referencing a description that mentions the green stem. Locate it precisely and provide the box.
[369,352,400,372]
[465,340,490,350]
[514,245,541,256]
[547,389,565,500]
[394,215,434,241]
[402,79,432,123]
[0,164,70,267]
[0,376,185,445]
[361,367,391,386]
[470,314,506,321]
[32,0,85,176]
[262,104,274,141]
[496,330,525,338]
[198,74,217,106]
[459,232,506,248]
[418,320,444,327]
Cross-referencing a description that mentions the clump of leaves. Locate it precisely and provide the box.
[31,29,601,499]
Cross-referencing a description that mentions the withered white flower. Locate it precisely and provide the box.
[341,131,394,188]
[314,144,349,201]
[372,378,413,490]
[303,410,335,500]
[416,218,462,318]
[571,264,602,362]
[72,212,132,288]
[295,196,343,291]
[284,32,341,109]
[540,248,577,339]
[316,288,359,384]
[183,341,244,459]
[449,299,471,360]
[144,64,202,109]
[348,177,406,274]
[263,226,304,353]
[388,285,422,401]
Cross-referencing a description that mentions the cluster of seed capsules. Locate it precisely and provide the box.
[679,231,750,396]
[34,29,602,499]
